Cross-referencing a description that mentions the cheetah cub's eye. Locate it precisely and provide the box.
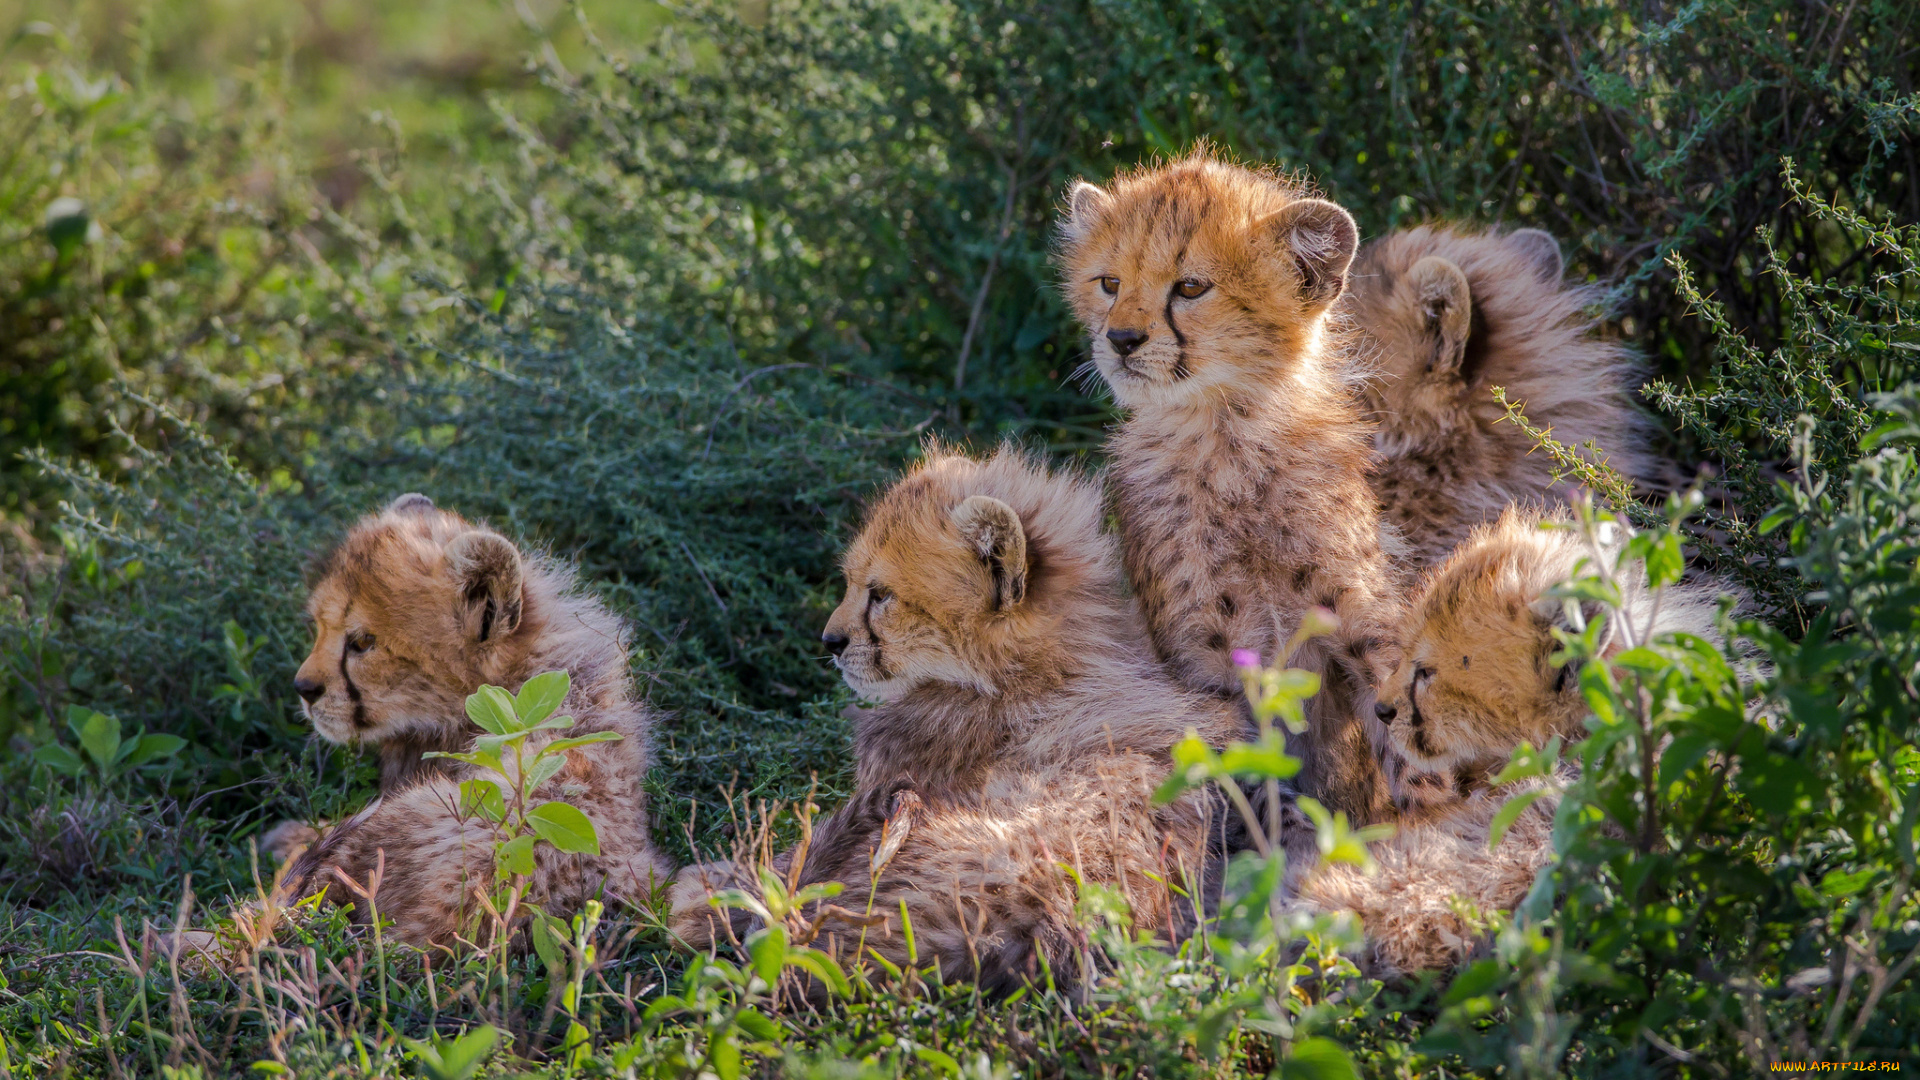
[346,631,376,655]
[867,585,892,608]
[1097,276,1120,295]
[1173,279,1211,299]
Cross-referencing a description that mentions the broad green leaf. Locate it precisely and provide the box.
[526,801,601,855]
[784,948,852,997]
[1219,739,1302,781]
[458,779,506,822]
[76,709,121,770]
[497,834,538,877]
[1491,738,1560,786]
[530,911,569,975]
[1820,867,1877,897]
[119,733,186,768]
[542,731,623,756]
[734,1008,780,1041]
[405,1025,498,1080]
[1489,789,1552,848]
[424,750,505,777]
[709,1033,742,1080]
[33,744,86,777]
[1644,531,1684,587]
[514,670,571,727]
[533,714,577,731]
[524,753,568,795]
[465,685,518,736]
[746,924,788,988]
[913,1046,962,1076]
[1275,1037,1360,1080]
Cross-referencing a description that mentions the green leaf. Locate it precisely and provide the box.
[514,670,570,727]
[424,749,506,777]
[458,779,506,822]
[75,709,121,770]
[497,834,538,877]
[530,911,569,975]
[404,1025,498,1080]
[735,1009,781,1041]
[524,753,568,795]
[1489,789,1552,849]
[746,924,788,988]
[709,1033,742,1080]
[1644,531,1684,588]
[526,801,601,855]
[45,197,90,262]
[913,1046,962,1076]
[33,744,86,778]
[1275,1038,1359,1080]
[542,731,623,756]
[784,948,852,998]
[465,685,518,736]
[1219,739,1302,781]
[119,733,186,768]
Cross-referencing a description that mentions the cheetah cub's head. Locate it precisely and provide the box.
[295,494,535,746]
[821,445,1120,702]
[1377,511,1614,772]
[1346,225,1565,439]
[1055,147,1359,410]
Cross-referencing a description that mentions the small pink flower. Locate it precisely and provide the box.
[1231,649,1261,669]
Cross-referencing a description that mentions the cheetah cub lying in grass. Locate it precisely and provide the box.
[265,494,668,946]
[1347,225,1653,571]
[671,447,1247,993]
[1057,147,1404,826]
[1299,507,1738,974]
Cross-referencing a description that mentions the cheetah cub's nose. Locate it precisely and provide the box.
[1106,327,1147,357]
[294,675,326,704]
[821,631,850,657]
[1374,702,1397,722]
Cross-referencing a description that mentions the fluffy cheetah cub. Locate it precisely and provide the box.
[274,494,668,945]
[672,447,1245,990]
[1348,225,1652,571]
[1299,508,1737,974]
[1057,148,1402,824]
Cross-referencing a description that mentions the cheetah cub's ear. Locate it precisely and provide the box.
[446,530,525,642]
[386,492,436,515]
[1060,181,1114,243]
[1262,198,1360,307]
[951,494,1028,611]
[1506,227,1564,284]
[1409,256,1473,376]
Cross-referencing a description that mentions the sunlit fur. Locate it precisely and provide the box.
[671,446,1245,990]
[1055,147,1404,825]
[276,495,668,945]
[1380,508,1727,774]
[1348,225,1652,570]
[1298,508,1736,975]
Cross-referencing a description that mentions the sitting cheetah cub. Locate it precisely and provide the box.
[1057,148,1402,824]
[671,447,1247,992]
[274,494,669,945]
[1299,508,1737,974]
[1347,225,1652,571]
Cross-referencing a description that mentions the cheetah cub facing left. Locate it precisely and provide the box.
[273,495,670,946]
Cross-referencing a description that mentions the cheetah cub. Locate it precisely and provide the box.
[274,494,669,945]
[1299,507,1738,974]
[1057,148,1402,824]
[671,447,1246,991]
[1348,225,1652,571]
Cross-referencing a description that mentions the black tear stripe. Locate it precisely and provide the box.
[862,605,887,678]
[1164,292,1191,380]
[341,640,367,729]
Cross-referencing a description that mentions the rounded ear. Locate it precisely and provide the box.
[386,492,436,515]
[1060,181,1114,243]
[1409,256,1473,376]
[1263,198,1360,307]
[950,495,1029,611]
[1507,228,1564,284]
[446,531,525,642]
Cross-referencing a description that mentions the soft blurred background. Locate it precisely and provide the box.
[1,0,1916,1073]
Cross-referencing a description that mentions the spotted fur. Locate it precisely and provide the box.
[276,494,669,945]
[1055,147,1404,825]
[670,447,1244,990]
[1348,225,1653,571]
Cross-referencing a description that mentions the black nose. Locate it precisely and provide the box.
[822,632,850,657]
[1106,327,1147,357]
[1374,701,1397,722]
[294,676,325,704]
